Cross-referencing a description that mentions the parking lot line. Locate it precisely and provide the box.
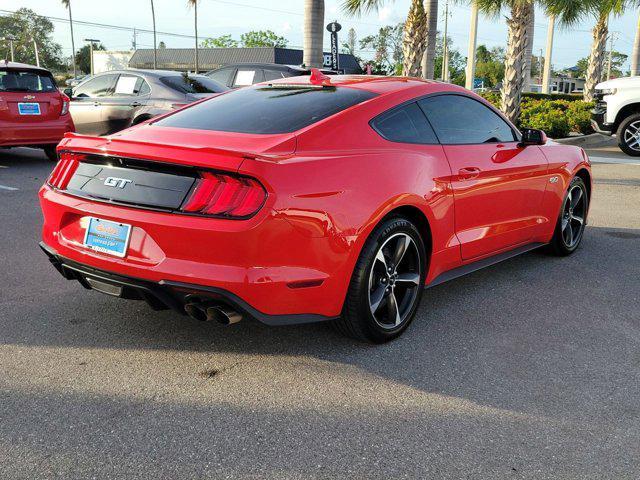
[0,184,19,191]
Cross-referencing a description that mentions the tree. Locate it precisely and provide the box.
[240,30,288,48]
[187,0,199,73]
[582,0,637,101]
[0,8,63,70]
[75,42,106,74]
[422,0,439,79]
[342,27,357,55]
[575,51,628,79]
[304,0,325,67]
[201,35,239,48]
[359,23,403,72]
[474,45,506,87]
[434,34,465,85]
[343,0,427,77]
[633,10,640,76]
[60,0,76,77]
[159,41,166,48]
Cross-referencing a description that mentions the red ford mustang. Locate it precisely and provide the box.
[39,72,591,342]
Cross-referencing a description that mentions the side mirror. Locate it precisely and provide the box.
[519,128,547,146]
[63,87,74,98]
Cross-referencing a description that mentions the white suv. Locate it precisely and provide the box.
[591,76,640,156]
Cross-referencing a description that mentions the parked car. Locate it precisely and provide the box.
[591,77,640,156]
[40,71,591,343]
[0,60,74,161]
[63,69,228,136]
[65,74,91,87]
[205,63,336,88]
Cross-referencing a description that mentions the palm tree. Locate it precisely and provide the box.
[187,0,199,73]
[304,0,325,68]
[61,0,77,78]
[523,4,535,92]
[422,0,439,79]
[343,0,427,77]
[583,0,637,101]
[632,10,640,76]
[151,0,157,69]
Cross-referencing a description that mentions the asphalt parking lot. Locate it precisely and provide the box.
[1,146,639,479]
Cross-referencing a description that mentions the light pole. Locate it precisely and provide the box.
[32,38,40,67]
[2,36,17,62]
[84,38,100,75]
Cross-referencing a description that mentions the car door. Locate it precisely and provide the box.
[419,94,549,260]
[69,74,118,135]
[98,74,151,134]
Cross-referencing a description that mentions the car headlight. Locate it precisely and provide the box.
[597,88,617,96]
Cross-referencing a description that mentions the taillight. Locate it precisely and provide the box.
[181,172,266,218]
[47,152,82,189]
[60,93,70,116]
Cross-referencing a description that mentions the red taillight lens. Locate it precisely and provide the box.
[60,93,70,116]
[47,152,81,190]
[182,172,266,218]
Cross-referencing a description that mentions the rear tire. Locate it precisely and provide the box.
[43,146,57,162]
[549,176,588,256]
[617,114,640,157]
[334,216,427,343]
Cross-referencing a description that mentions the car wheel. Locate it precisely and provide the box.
[43,146,58,162]
[549,176,588,256]
[335,216,427,343]
[617,114,640,157]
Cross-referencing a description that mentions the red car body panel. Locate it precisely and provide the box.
[39,75,591,322]
[0,62,75,147]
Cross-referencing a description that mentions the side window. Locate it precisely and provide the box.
[263,69,285,81]
[418,95,516,144]
[74,74,118,98]
[208,67,233,86]
[371,102,438,144]
[233,69,264,87]
[113,75,150,96]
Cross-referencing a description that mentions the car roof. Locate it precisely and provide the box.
[265,74,462,96]
[92,69,208,78]
[0,60,51,74]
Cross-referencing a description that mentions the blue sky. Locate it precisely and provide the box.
[5,0,639,71]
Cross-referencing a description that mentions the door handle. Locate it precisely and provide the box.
[130,101,142,107]
[92,101,100,107]
[458,167,481,180]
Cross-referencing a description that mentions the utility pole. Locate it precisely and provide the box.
[2,36,16,62]
[132,28,137,50]
[441,0,450,82]
[151,0,157,69]
[606,32,618,80]
[84,38,100,75]
[33,39,40,67]
[538,48,543,86]
[542,15,554,94]
[465,1,479,90]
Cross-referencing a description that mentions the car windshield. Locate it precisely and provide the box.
[154,84,377,134]
[0,69,57,92]
[160,74,226,94]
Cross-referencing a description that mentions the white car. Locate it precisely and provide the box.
[591,76,640,156]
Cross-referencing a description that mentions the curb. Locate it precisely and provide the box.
[553,133,617,148]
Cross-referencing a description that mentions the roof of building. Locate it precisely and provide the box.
[129,47,362,73]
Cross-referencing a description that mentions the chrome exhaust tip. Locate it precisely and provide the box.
[184,302,208,322]
[206,306,242,325]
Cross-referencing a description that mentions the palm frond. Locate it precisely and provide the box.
[61,0,70,7]
[540,0,589,27]
[342,0,387,16]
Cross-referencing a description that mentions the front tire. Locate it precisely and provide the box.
[335,216,427,343]
[549,176,588,256]
[617,114,640,157]
[43,145,58,162]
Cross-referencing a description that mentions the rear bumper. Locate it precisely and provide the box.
[0,116,75,147]
[40,242,337,326]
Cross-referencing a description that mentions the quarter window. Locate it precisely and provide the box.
[371,102,438,144]
[113,75,150,96]
[418,95,516,144]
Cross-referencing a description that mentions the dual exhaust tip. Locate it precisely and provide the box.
[184,302,242,325]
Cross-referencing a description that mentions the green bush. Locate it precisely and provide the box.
[479,92,593,138]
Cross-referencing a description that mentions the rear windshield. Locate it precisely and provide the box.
[0,69,57,92]
[155,85,377,134]
[160,74,226,94]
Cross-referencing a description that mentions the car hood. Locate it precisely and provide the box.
[596,76,640,90]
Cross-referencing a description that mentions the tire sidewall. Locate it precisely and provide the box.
[617,114,640,157]
[552,176,588,255]
[351,217,427,342]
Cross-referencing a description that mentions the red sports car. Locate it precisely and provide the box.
[39,72,591,342]
[1,61,74,160]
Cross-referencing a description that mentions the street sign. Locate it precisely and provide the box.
[326,21,342,71]
[473,78,484,89]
